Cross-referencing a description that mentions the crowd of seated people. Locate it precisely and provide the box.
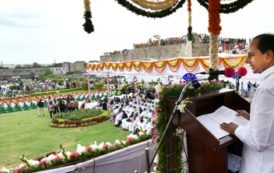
[109,93,158,134]
[40,90,158,134]
[78,94,108,110]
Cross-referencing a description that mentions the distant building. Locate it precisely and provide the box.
[0,68,45,80]
[71,61,87,72]
[62,61,87,73]
[62,62,71,74]
[0,61,87,80]
[2,64,19,68]
[89,60,100,63]
[49,67,66,75]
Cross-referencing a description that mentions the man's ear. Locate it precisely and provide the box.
[265,50,274,63]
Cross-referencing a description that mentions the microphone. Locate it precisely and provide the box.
[234,67,247,92]
[233,67,248,79]
[198,67,235,77]
[182,73,201,88]
[237,67,247,77]
[198,67,235,81]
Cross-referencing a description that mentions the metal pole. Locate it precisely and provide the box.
[145,147,151,173]
[149,82,192,169]
[235,75,240,93]
[88,77,91,100]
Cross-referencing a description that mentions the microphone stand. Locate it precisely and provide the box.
[146,82,192,173]
[235,73,240,93]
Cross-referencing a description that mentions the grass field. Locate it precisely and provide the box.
[0,109,130,168]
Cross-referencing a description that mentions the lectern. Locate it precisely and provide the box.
[164,90,250,173]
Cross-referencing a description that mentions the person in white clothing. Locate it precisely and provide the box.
[221,33,274,173]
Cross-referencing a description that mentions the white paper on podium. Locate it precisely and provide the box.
[197,106,249,139]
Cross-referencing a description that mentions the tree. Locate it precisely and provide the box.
[32,62,43,68]
[50,63,62,67]
[39,68,53,79]
[15,65,22,69]
[0,66,8,69]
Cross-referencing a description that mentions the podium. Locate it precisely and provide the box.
[164,89,250,173]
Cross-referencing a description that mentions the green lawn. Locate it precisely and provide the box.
[0,109,130,168]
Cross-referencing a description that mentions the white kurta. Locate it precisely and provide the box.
[235,66,274,173]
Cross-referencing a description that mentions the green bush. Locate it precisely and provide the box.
[26,88,85,97]
[9,84,17,90]
[52,78,64,85]
[54,109,105,121]
[81,79,88,90]
[92,81,104,90]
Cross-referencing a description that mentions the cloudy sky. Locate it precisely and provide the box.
[0,0,273,65]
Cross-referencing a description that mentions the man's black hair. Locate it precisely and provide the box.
[253,33,274,54]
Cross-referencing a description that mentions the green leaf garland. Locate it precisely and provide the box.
[83,11,94,33]
[83,0,94,34]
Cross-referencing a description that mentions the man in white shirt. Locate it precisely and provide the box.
[221,33,274,173]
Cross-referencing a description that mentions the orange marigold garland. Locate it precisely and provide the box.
[208,0,221,35]
[208,0,221,70]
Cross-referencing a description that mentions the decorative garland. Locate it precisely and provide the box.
[83,0,94,34]
[133,61,142,72]
[208,0,221,36]
[154,61,167,73]
[156,85,183,173]
[187,0,192,41]
[198,0,253,69]
[209,33,219,70]
[197,0,254,13]
[132,0,179,10]
[87,56,247,73]
[181,58,200,72]
[199,58,211,70]
[115,0,186,18]
[208,0,221,70]
[143,62,154,73]
[125,62,133,71]
[221,56,247,68]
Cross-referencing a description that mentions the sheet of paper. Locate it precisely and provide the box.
[197,106,249,139]
[197,114,229,139]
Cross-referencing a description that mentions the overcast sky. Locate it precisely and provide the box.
[0,0,273,65]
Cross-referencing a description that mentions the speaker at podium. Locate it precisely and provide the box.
[164,89,249,173]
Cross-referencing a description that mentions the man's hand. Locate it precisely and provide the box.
[236,110,250,120]
[220,122,238,135]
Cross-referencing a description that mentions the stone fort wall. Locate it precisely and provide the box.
[100,41,210,62]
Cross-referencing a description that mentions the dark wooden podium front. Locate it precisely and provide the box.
[164,90,250,173]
